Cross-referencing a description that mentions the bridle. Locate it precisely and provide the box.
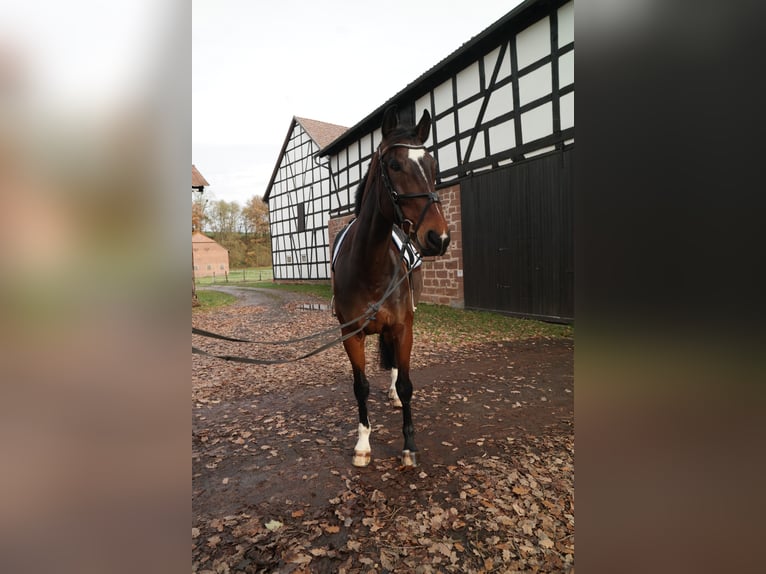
[377,142,442,249]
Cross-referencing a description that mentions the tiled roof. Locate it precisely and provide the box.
[295,117,347,148]
[192,164,210,188]
[263,116,348,202]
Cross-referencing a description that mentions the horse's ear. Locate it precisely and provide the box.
[381,105,399,138]
[416,109,431,144]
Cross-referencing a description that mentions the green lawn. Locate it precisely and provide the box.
[194,290,237,310]
[414,303,572,342]
[194,267,273,285]
[193,277,572,341]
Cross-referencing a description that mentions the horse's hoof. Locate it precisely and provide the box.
[388,390,403,408]
[352,451,371,467]
[401,450,418,467]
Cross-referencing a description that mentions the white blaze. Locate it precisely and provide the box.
[408,147,428,184]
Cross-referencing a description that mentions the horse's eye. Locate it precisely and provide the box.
[389,160,401,172]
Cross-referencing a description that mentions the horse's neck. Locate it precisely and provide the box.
[352,177,394,272]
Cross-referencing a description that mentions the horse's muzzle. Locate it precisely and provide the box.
[422,229,451,256]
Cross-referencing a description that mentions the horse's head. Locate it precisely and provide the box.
[377,106,450,257]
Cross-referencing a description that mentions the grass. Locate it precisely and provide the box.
[242,281,333,299]
[193,276,572,341]
[414,303,572,342]
[194,267,273,285]
[194,290,237,310]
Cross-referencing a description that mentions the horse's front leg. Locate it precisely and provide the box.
[343,332,372,467]
[393,324,418,467]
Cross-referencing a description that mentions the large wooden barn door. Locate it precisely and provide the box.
[461,149,573,322]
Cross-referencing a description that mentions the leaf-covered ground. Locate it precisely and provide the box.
[193,287,573,573]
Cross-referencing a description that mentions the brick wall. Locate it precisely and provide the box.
[327,183,464,308]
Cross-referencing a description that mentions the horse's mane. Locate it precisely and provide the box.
[353,169,369,216]
[354,126,420,217]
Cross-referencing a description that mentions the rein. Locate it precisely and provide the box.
[192,231,415,366]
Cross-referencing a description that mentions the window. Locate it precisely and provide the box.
[296,203,306,232]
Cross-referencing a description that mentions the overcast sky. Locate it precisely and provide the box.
[192,0,525,206]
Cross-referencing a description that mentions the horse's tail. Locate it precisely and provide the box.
[378,333,396,371]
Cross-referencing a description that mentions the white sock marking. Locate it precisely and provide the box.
[388,368,402,407]
[354,423,371,454]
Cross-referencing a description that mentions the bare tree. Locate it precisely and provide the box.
[207,199,241,235]
[242,195,270,237]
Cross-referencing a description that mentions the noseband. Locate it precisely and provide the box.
[377,143,441,243]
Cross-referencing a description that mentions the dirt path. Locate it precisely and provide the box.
[193,288,574,573]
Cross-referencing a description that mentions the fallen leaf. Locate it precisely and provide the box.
[265,519,283,531]
[380,549,396,570]
[540,537,555,549]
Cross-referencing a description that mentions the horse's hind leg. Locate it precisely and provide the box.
[388,369,402,408]
[379,331,402,408]
[343,332,372,467]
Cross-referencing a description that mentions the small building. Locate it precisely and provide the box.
[192,231,230,278]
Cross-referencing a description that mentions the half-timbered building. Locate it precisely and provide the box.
[263,117,347,281]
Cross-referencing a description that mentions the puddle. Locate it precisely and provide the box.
[298,303,330,312]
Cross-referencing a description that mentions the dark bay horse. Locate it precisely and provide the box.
[331,106,450,467]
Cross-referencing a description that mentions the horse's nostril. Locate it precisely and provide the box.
[426,230,450,254]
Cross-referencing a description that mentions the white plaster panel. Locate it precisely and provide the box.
[521,101,553,143]
[488,119,516,155]
[558,1,574,47]
[431,80,453,115]
[519,63,552,106]
[484,82,514,123]
[516,16,550,70]
[455,62,480,103]
[337,151,348,171]
[360,133,372,156]
[560,91,574,130]
[436,114,455,142]
[457,99,482,134]
[559,50,574,88]
[437,142,458,171]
